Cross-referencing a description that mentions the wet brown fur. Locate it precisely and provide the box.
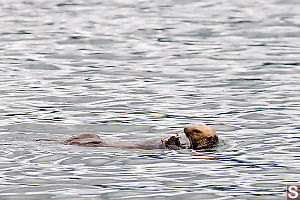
[184,124,218,149]
[38,124,218,150]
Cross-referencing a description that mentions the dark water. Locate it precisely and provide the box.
[1,0,300,199]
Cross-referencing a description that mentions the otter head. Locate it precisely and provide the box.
[184,124,218,149]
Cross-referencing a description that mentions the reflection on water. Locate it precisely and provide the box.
[1,0,300,199]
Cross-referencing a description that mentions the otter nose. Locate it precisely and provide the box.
[184,127,187,133]
[184,128,190,136]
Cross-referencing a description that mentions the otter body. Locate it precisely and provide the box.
[61,133,181,150]
[38,124,218,150]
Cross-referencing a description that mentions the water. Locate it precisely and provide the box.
[0,0,300,199]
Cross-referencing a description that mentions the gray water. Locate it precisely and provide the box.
[0,0,300,199]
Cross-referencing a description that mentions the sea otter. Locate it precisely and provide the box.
[38,124,218,150]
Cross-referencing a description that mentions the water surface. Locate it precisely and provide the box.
[0,0,300,199]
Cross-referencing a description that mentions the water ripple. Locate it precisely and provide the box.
[1,0,300,199]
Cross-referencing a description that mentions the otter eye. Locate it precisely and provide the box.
[193,129,201,133]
